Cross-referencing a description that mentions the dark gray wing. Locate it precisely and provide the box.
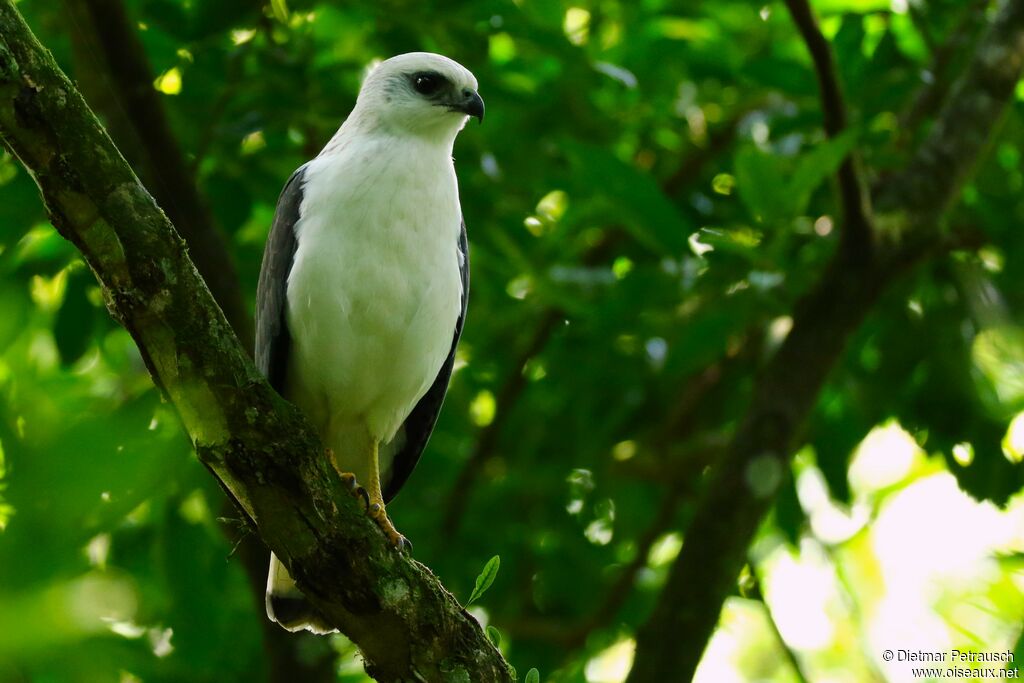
[382,220,470,503]
[255,164,307,392]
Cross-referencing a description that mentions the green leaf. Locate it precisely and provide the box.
[269,0,289,23]
[54,268,95,366]
[486,625,501,647]
[467,555,500,605]
[563,142,691,255]
[525,668,540,683]
[788,129,860,215]
[734,147,789,223]
[0,163,46,244]
[0,278,29,353]
[735,129,859,224]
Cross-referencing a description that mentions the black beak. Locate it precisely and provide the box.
[459,89,485,123]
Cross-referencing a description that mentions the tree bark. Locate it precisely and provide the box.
[58,3,325,679]
[0,3,512,681]
[626,0,1024,680]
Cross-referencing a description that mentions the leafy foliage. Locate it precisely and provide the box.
[1,0,1023,681]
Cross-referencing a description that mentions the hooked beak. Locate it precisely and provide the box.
[455,89,485,123]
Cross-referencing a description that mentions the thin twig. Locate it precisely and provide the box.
[190,43,253,173]
[784,0,874,260]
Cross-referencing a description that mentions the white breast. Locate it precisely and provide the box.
[285,135,463,448]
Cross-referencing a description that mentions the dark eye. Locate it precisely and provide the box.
[413,73,445,96]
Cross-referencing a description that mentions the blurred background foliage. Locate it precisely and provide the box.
[0,0,1023,681]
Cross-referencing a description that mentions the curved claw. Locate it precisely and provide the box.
[339,472,359,492]
[327,451,410,553]
[394,534,413,555]
[366,501,412,553]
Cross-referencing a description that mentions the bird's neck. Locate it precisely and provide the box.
[326,106,462,153]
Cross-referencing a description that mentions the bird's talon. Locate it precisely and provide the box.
[396,535,413,554]
[355,487,370,509]
[380,525,412,554]
[364,501,411,553]
[339,472,358,492]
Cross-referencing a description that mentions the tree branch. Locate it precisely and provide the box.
[783,0,873,259]
[877,0,1024,228]
[0,4,511,681]
[60,4,321,676]
[898,0,993,145]
[627,256,888,682]
[626,1,1024,680]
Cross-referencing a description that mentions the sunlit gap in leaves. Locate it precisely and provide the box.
[1005,413,1024,463]
[563,8,590,46]
[686,421,1024,683]
[586,638,635,683]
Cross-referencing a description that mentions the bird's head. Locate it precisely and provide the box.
[352,52,484,140]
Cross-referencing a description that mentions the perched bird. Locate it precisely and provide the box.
[255,52,483,633]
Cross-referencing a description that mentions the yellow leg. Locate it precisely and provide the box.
[327,444,410,552]
[325,448,359,493]
[364,440,411,552]
[366,439,384,510]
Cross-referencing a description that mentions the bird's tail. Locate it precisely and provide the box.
[265,553,337,635]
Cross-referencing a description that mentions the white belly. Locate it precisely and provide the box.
[284,139,463,449]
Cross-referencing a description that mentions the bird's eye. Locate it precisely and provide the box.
[413,73,444,96]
